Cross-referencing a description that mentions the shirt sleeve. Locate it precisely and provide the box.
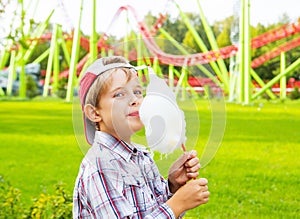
[142,177,187,219]
[139,177,174,219]
[73,159,134,218]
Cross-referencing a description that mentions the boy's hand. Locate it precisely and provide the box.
[166,178,210,218]
[168,150,200,193]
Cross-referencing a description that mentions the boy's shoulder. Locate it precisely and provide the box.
[83,143,118,168]
[81,142,134,175]
[75,144,126,194]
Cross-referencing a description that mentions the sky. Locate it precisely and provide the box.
[1,0,300,38]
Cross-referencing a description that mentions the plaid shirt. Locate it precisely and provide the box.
[73,131,176,218]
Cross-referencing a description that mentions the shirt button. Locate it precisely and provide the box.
[151,194,154,199]
[136,180,140,185]
[133,148,137,153]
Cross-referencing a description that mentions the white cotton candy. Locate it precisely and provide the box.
[139,67,186,154]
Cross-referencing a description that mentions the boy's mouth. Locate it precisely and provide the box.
[128,111,139,117]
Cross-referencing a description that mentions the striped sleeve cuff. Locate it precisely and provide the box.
[145,202,176,219]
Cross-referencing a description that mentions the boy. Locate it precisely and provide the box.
[73,56,210,218]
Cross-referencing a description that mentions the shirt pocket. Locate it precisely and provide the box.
[123,174,144,187]
[122,174,152,212]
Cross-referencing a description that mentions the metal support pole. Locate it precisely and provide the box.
[280,52,286,99]
[159,28,223,88]
[89,0,98,62]
[19,0,26,98]
[168,64,174,90]
[175,65,187,99]
[196,0,229,87]
[59,28,71,67]
[137,35,143,83]
[32,49,50,64]
[252,57,300,99]
[243,0,251,104]
[250,69,276,100]
[53,25,61,94]
[19,54,26,98]
[66,0,84,102]
[43,24,59,97]
[0,49,10,70]
[7,50,16,96]
[23,10,54,62]
[124,10,129,59]
[238,0,245,103]
[228,55,238,102]
[181,65,188,100]
[174,1,228,91]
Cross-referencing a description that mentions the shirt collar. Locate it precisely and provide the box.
[93,131,149,162]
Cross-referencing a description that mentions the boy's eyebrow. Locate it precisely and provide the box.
[109,86,124,93]
[109,84,143,93]
[135,84,143,89]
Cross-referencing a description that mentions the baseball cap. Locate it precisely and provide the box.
[79,56,146,145]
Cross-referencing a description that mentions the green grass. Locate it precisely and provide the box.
[0,98,83,204]
[0,98,299,218]
[185,100,300,218]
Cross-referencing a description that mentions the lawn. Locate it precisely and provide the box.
[0,97,299,218]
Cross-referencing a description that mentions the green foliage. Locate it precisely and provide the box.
[0,176,25,219]
[182,30,198,52]
[289,86,300,100]
[26,75,40,99]
[216,28,231,48]
[144,12,157,28]
[214,16,234,48]
[183,13,211,51]
[27,42,50,70]
[26,183,72,219]
[53,78,67,99]
[0,176,72,219]
[163,15,188,44]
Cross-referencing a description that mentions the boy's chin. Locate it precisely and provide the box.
[115,122,144,137]
[130,123,144,134]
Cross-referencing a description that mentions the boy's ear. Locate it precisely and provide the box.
[84,104,102,122]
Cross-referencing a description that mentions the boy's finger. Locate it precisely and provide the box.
[197,178,208,186]
[185,157,200,167]
[187,150,197,159]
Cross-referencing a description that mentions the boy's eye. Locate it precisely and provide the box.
[113,92,124,98]
[134,90,143,96]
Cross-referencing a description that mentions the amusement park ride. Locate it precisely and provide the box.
[0,0,300,104]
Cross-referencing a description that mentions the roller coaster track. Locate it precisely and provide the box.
[57,5,300,78]
[251,36,300,68]
[22,4,300,78]
[119,5,300,67]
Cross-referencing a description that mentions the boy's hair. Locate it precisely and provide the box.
[79,56,138,145]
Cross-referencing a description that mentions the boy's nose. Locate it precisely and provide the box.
[129,95,141,106]
[130,97,138,106]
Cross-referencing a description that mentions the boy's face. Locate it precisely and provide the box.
[97,69,144,141]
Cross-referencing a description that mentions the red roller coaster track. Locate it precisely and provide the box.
[251,36,300,68]
[32,5,300,79]
[111,5,300,67]
[130,6,300,67]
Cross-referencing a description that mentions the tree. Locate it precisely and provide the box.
[216,28,231,48]
[182,30,198,52]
